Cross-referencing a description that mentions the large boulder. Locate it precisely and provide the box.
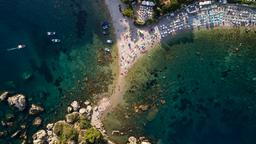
[7,94,26,111]
[70,101,80,111]
[128,136,137,144]
[29,104,44,115]
[0,91,8,102]
[32,130,47,144]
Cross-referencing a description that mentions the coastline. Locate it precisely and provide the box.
[92,0,256,143]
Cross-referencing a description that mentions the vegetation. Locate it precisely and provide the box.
[227,0,256,6]
[122,7,134,17]
[78,116,91,129]
[53,122,78,143]
[79,128,106,144]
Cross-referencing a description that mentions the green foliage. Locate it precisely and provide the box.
[79,116,91,129]
[121,0,130,4]
[53,122,78,143]
[80,128,105,144]
[122,7,134,17]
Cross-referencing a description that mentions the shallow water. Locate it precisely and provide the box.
[0,0,113,143]
[104,28,256,144]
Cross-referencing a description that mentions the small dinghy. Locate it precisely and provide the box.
[51,39,61,43]
[47,32,56,36]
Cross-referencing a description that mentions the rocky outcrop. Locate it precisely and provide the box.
[70,101,80,111]
[128,136,137,144]
[65,112,79,124]
[7,94,26,111]
[29,104,44,115]
[0,91,8,102]
[32,130,47,144]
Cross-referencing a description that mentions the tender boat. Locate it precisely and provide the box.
[51,39,61,43]
[47,32,56,36]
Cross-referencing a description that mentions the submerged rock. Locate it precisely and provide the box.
[33,117,42,126]
[7,94,26,111]
[70,101,80,111]
[29,104,44,115]
[0,91,8,102]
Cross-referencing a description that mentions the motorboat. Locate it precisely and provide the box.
[17,44,26,49]
[104,48,111,52]
[7,44,26,51]
[106,39,113,44]
[47,32,56,36]
[51,39,61,43]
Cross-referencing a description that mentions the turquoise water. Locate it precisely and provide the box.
[104,29,256,144]
[0,0,113,143]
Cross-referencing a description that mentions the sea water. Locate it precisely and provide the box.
[0,0,113,143]
[104,28,256,144]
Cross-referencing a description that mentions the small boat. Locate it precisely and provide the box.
[17,44,26,49]
[106,39,113,44]
[51,39,61,43]
[104,48,111,53]
[7,44,26,51]
[47,32,56,36]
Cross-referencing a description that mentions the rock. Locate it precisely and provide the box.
[0,91,8,102]
[67,140,76,144]
[86,105,92,113]
[139,105,149,111]
[67,106,73,113]
[47,130,53,136]
[33,117,42,126]
[111,130,120,135]
[0,131,6,138]
[79,108,87,115]
[65,112,79,124]
[70,101,80,111]
[29,104,44,115]
[128,136,137,144]
[7,94,26,111]
[47,123,54,130]
[141,142,151,144]
[84,100,90,105]
[32,130,47,144]
[21,124,26,129]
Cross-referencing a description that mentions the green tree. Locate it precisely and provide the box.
[122,7,134,17]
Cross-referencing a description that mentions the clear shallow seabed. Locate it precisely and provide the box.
[104,28,256,144]
[0,0,114,143]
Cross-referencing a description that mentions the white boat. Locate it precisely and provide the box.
[106,39,113,44]
[51,39,61,43]
[104,48,111,52]
[47,32,56,36]
[17,44,26,49]
[7,44,26,51]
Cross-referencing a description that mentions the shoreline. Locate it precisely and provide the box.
[92,0,256,143]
